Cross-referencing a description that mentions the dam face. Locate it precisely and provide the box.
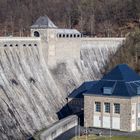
[0,16,125,140]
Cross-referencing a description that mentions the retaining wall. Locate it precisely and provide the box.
[38,115,78,140]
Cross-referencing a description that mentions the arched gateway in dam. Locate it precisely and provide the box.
[0,16,125,139]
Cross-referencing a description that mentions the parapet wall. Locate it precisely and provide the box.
[47,37,125,67]
[38,115,78,140]
[0,37,125,68]
[0,37,41,48]
[81,37,125,48]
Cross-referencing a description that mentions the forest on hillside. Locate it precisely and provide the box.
[104,28,140,73]
[0,0,140,37]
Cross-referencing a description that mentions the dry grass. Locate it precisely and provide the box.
[71,135,140,140]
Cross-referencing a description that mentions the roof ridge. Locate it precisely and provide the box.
[117,65,126,80]
[102,64,140,82]
[31,16,57,28]
[125,82,135,96]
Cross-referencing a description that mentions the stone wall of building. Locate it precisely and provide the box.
[131,96,140,130]
[84,95,132,132]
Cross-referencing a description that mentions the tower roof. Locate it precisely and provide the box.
[31,16,57,29]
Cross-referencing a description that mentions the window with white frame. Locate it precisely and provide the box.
[95,102,101,112]
[138,118,140,126]
[138,103,140,113]
[104,102,110,113]
[114,103,120,114]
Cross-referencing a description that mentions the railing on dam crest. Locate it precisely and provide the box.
[36,115,78,140]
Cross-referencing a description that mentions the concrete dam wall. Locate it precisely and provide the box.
[0,37,124,140]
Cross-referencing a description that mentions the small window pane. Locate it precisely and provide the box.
[114,103,120,114]
[138,103,140,113]
[103,87,112,94]
[104,102,110,113]
[95,102,101,112]
[77,34,80,37]
[138,118,140,126]
[137,87,140,94]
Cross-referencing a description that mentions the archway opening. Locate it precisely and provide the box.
[34,31,40,37]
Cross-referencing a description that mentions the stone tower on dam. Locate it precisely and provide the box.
[0,16,125,139]
[30,16,81,66]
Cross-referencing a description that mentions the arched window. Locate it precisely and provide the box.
[70,34,73,38]
[77,34,80,38]
[34,31,40,37]
[15,44,18,47]
[29,44,32,46]
[58,34,62,38]
[23,44,26,47]
[4,44,7,47]
[63,34,65,38]
[34,44,37,46]
[10,44,13,47]
[66,34,69,38]
[74,34,76,38]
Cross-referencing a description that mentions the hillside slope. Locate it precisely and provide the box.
[104,29,140,73]
[0,0,140,37]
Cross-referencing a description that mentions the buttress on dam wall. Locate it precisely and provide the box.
[0,16,125,139]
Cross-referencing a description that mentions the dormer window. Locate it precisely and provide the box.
[137,87,140,94]
[103,87,113,94]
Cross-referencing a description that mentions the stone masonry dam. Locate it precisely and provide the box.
[0,36,125,140]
